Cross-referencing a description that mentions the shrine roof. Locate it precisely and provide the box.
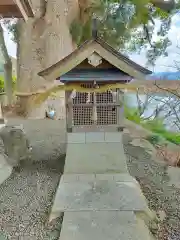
[38,37,152,81]
[59,68,132,82]
[0,0,34,20]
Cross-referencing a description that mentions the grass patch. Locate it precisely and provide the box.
[125,107,180,145]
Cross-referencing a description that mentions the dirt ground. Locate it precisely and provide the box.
[0,119,180,239]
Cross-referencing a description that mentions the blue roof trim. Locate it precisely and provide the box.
[59,69,132,82]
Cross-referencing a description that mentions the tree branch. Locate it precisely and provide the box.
[154,81,180,99]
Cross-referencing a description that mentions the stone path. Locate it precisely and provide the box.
[50,132,156,240]
[1,119,179,239]
[65,132,128,173]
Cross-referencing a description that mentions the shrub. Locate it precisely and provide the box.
[142,118,165,133]
[161,132,180,145]
[143,119,180,145]
[125,106,180,145]
[146,134,162,145]
[124,106,142,124]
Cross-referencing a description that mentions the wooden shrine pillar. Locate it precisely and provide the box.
[65,91,73,133]
[117,90,124,131]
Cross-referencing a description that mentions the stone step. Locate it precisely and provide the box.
[64,140,128,174]
[59,211,154,240]
[67,132,123,144]
[49,174,149,221]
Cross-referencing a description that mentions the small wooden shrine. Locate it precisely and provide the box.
[39,30,151,132]
[0,0,34,20]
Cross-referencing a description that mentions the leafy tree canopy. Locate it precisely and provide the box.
[70,0,179,67]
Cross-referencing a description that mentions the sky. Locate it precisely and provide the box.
[3,13,180,73]
[4,28,16,58]
[130,13,180,72]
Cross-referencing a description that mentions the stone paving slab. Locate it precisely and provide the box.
[59,211,153,240]
[60,173,139,184]
[64,142,128,174]
[51,174,148,214]
[67,132,123,144]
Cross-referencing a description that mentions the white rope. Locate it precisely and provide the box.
[109,89,117,103]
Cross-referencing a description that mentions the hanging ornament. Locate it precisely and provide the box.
[93,80,99,89]
[91,105,97,121]
[91,82,98,122]
[69,89,76,100]
[109,89,117,103]
[86,92,91,103]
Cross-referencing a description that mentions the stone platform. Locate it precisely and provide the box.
[60,211,153,240]
[0,122,12,185]
[50,132,156,240]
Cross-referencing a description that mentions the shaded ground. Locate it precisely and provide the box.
[0,119,180,239]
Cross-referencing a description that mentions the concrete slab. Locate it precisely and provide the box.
[60,173,139,184]
[85,132,104,143]
[104,132,122,142]
[0,154,12,185]
[59,211,153,240]
[67,133,85,144]
[51,175,148,214]
[68,132,124,144]
[64,142,128,174]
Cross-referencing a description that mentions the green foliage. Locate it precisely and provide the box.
[124,106,142,124]
[71,0,178,65]
[125,106,180,145]
[146,134,162,145]
[0,75,16,93]
[142,119,180,145]
[2,20,18,43]
[142,118,165,133]
[159,132,180,145]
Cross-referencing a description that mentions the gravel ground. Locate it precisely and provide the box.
[0,119,66,240]
[123,133,180,240]
[0,120,180,239]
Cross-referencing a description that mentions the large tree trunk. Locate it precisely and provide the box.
[16,0,79,117]
[0,23,13,106]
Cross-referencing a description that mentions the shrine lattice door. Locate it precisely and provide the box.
[72,83,119,127]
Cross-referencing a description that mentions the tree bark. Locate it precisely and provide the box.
[0,23,13,106]
[16,0,79,117]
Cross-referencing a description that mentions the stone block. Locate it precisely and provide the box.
[51,176,148,213]
[85,132,104,143]
[64,142,128,174]
[67,133,85,144]
[104,132,122,143]
[59,211,153,240]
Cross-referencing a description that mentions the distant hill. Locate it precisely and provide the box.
[147,71,180,80]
